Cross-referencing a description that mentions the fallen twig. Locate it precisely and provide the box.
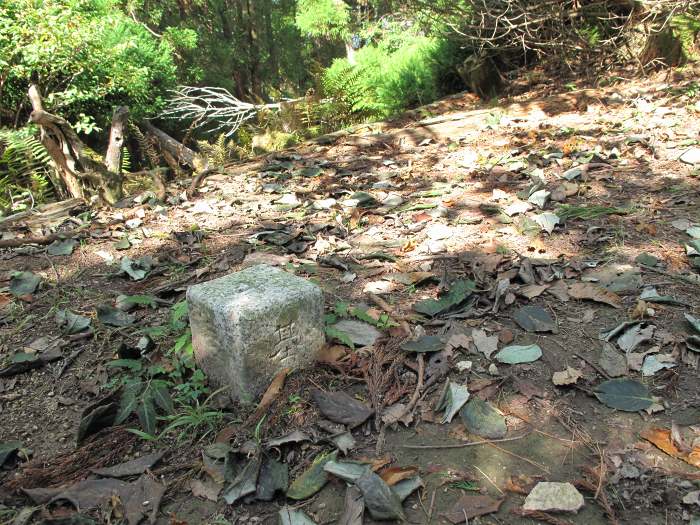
[0,223,89,249]
[399,433,530,449]
[368,292,411,336]
[55,334,94,379]
[511,508,574,525]
[641,265,700,287]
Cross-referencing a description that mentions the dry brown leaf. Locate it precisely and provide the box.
[245,367,290,425]
[190,478,221,502]
[552,367,583,386]
[568,282,622,308]
[443,495,503,523]
[378,466,419,486]
[317,345,349,364]
[640,428,700,468]
[631,300,648,320]
[518,284,548,300]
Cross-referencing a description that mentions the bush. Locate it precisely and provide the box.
[0,0,178,127]
[322,35,460,121]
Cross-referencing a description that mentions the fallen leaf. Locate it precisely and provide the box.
[56,309,91,334]
[96,305,135,327]
[444,494,503,523]
[311,389,373,428]
[222,455,261,504]
[460,397,507,439]
[190,478,221,502]
[246,368,290,425]
[471,329,498,358]
[330,320,381,347]
[255,457,289,501]
[279,506,317,525]
[47,238,77,256]
[287,451,337,500]
[379,466,419,486]
[594,378,653,411]
[436,382,470,423]
[641,428,700,468]
[338,486,364,525]
[518,284,548,300]
[568,282,622,308]
[552,367,582,386]
[512,306,556,333]
[400,335,444,353]
[266,430,312,448]
[91,451,165,478]
[9,271,41,297]
[599,342,627,378]
[413,280,476,317]
[494,344,542,364]
[356,470,405,521]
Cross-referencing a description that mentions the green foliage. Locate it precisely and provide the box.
[296,0,350,40]
[0,0,177,126]
[322,35,459,121]
[0,127,53,214]
[111,300,218,441]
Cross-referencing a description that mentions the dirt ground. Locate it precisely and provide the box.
[3,68,700,525]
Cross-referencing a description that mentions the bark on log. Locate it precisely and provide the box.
[104,106,130,173]
[142,121,200,170]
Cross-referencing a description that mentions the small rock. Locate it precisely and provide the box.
[125,218,142,229]
[312,198,337,210]
[456,360,472,372]
[498,329,514,344]
[680,148,700,165]
[523,482,584,513]
[488,364,499,376]
[426,223,452,240]
[427,240,446,254]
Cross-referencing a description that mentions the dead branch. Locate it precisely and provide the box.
[161,86,292,136]
[141,120,200,170]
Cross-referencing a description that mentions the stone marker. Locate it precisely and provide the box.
[187,264,324,404]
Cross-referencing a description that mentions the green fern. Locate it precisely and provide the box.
[197,133,237,167]
[0,127,54,214]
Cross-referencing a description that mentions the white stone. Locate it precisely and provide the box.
[187,265,324,404]
[680,148,700,165]
[523,482,584,513]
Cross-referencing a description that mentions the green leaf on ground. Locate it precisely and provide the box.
[494,344,542,364]
[400,335,444,353]
[56,309,91,334]
[97,305,135,327]
[594,378,654,411]
[9,271,41,297]
[413,280,476,317]
[47,238,77,256]
[287,451,337,500]
[459,397,507,439]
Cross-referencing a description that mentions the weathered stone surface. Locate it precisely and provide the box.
[523,482,584,513]
[187,264,324,404]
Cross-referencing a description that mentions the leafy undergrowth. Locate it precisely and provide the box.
[3,69,700,524]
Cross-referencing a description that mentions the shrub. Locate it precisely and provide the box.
[0,0,178,127]
[322,35,460,121]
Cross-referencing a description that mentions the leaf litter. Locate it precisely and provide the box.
[7,72,700,525]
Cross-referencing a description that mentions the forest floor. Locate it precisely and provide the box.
[3,68,700,525]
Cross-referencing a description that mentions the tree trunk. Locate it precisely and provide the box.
[104,106,129,173]
[345,42,357,65]
[142,121,200,170]
[27,85,124,204]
